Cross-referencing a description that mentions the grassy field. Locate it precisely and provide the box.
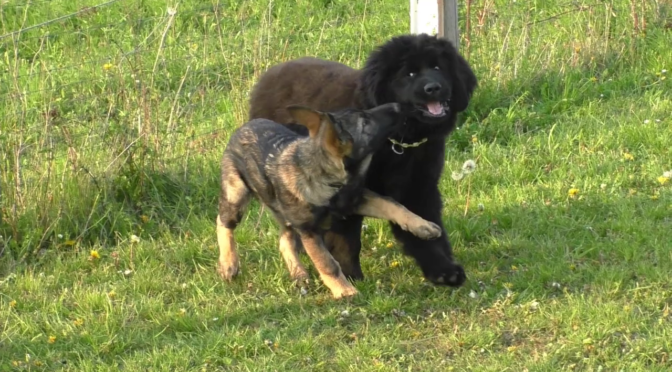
[1,0,671,370]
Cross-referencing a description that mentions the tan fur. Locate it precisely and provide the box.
[355,190,442,240]
[278,229,309,281]
[324,232,356,277]
[297,230,358,299]
[216,215,240,280]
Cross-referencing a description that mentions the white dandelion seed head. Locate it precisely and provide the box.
[477,203,485,211]
[644,119,650,124]
[57,234,63,239]
[130,234,140,243]
[662,69,667,74]
[167,7,177,16]
[469,290,478,299]
[663,171,672,179]
[451,171,464,181]
[462,159,477,174]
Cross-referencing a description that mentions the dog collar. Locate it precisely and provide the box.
[389,137,428,155]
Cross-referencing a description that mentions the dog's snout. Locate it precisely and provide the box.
[424,82,442,94]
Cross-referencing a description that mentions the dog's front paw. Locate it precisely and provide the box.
[407,219,442,240]
[332,285,359,299]
[217,259,240,281]
[427,263,466,287]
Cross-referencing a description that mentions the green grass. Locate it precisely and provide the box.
[1,0,671,370]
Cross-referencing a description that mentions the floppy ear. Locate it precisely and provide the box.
[286,105,323,137]
[358,46,394,108]
[444,42,478,113]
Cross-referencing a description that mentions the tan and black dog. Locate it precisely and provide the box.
[217,103,441,298]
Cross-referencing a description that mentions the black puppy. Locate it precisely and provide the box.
[248,34,477,287]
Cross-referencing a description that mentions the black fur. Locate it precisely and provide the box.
[248,34,478,287]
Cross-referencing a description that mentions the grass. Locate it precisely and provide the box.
[1,0,671,370]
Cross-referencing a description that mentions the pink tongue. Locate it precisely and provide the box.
[426,102,443,115]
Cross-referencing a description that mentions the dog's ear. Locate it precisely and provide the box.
[358,48,392,107]
[444,43,478,113]
[319,114,352,158]
[286,105,323,137]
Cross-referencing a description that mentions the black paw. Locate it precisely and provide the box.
[426,263,466,287]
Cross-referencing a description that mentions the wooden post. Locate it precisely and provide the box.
[410,0,459,50]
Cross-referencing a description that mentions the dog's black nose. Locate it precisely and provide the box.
[424,82,442,94]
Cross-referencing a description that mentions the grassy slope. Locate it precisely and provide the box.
[1,0,671,370]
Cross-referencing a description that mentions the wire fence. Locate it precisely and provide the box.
[0,0,655,256]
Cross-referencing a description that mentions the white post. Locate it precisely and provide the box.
[410,0,459,50]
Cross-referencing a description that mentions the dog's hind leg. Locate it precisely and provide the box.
[217,158,251,281]
[355,189,442,240]
[278,227,309,282]
[297,230,358,299]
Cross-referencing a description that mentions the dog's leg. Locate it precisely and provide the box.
[355,189,442,240]
[324,224,363,281]
[297,230,358,299]
[382,144,466,288]
[217,160,251,281]
[278,228,309,281]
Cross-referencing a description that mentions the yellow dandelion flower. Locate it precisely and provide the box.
[507,346,518,352]
[471,135,478,143]
[390,260,400,268]
[108,290,116,299]
[140,215,150,223]
[568,188,580,197]
[64,239,77,246]
[503,282,513,289]
[623,152,634,161]
[590,77,597,82]
[657,176,670,185]
[89,250,100,260]
[9,300,17,308]
[12,361,20,367]
[48,335,57,344]
[103,63,114,71]
[74,318,84,326]
[179,308,187,316]
[629,189,637,196]
[34,361,44,367]
[650,195,659,200]
[511,265,518,272]
[386,242,394,249]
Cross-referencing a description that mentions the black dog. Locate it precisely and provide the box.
[248,33,477,287]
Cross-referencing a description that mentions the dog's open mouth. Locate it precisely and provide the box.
[417,101,449,117]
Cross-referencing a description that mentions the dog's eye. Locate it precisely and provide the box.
[434,66,440,70]
[408,72,416,77]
